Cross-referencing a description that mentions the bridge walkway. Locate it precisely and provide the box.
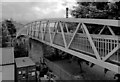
[17,18,120,74]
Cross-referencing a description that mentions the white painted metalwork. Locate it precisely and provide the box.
[16,18,120,74]
[67,23,81,48]
[59,22,67,48]
[52,22,58,44]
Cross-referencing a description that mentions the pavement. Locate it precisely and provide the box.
[53,59,116,80]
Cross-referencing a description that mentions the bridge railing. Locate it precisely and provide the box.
[25,18,119,62]
[17,18,120,73]
[37,31,119,62]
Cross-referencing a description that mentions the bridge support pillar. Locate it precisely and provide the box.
[28,38,44,63]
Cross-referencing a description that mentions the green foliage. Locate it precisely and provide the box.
[71,2,120,19]
[70,2,120,35]
[14,37,29,58]
[2,21,9,47]
[5,20,16,37]
[1,19,16,47]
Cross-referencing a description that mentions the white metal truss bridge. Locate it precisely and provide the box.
[17,18,120,74]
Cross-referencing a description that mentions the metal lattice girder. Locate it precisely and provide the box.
[30,36,120,74]
[17,18,120,37]
[103,45,119,61]
[34,18,120,26]
[38,21,41,38]
[48,22,52,44]
[107,26,115,36]
[82,23,101,60]
[65,23,69,33]
[40,22,44,40]
[67,23,81,48]
[17,18,120,74]
[43,21,49,41]
[99,25,106,34]
[52,22,58,43]
[59,22,67,48]
[99,25,115,35]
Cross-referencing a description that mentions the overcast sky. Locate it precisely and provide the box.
[1,0,76,24]
[1,0,116,24]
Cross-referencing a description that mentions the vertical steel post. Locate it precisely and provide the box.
[66,7,68,18]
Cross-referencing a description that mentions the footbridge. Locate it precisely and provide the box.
[17,18,120,74]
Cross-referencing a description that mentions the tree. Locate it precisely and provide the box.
[1,19,17,47]
[5,20,16,37]
[14,37,29,58]
[71,2,120,19]
[70,2,120,35]
[2,23,9,47]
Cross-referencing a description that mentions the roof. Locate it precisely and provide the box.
[2,65,14,80]
[15,57,35,68]
[0,47,14,80]
[0,47,14,65]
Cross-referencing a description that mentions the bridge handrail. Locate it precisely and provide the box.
[44,32,119,40]
[25,18,120,27]
[17,18,120,74]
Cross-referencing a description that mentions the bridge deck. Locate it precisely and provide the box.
[17,18,120,74]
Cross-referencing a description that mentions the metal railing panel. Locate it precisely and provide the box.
[53,33,65,47]
[44,32,50,42]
